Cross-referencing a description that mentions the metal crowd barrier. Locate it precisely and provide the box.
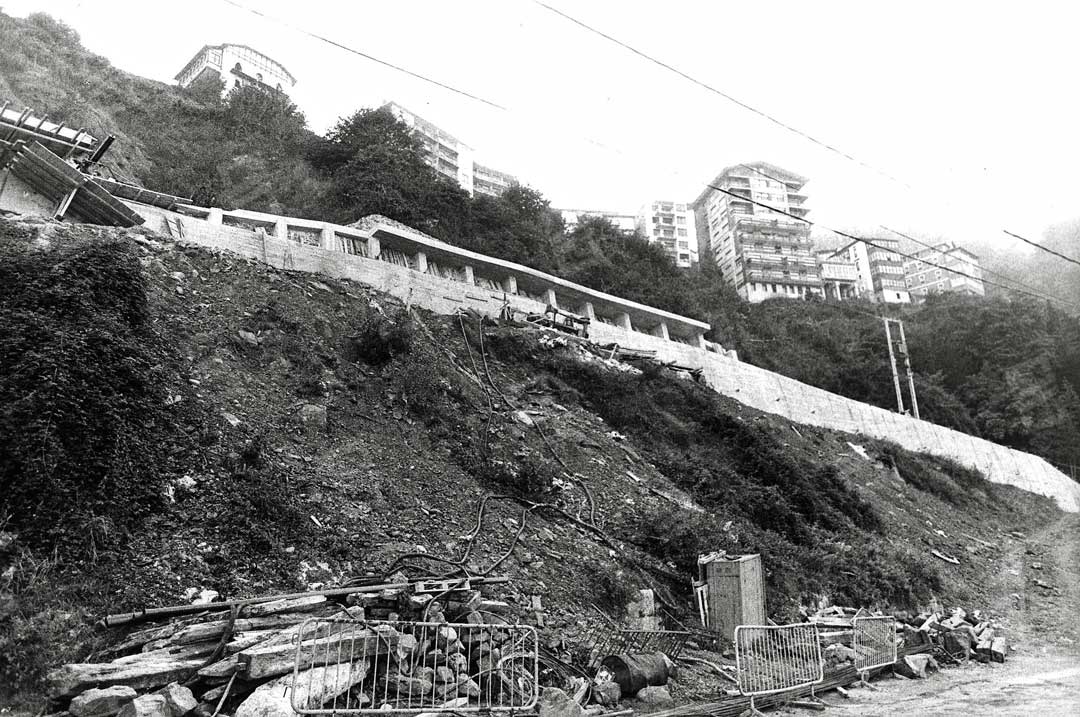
[852,615,897,687]
[289,619,538,714]
[734,623,824,715]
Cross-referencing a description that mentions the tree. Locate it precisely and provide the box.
[463,185,563,273]
[305,107,470,235]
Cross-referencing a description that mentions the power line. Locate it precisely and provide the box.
[221,0,1078,312]
[220,0,507,111]
[531,0,910,188]
[1003,229,1080,269]
[880,224,1077,306]
[533,2,1080,277]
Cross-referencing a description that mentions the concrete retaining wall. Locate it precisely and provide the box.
[128,202,1080,512]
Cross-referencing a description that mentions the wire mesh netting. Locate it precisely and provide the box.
[734,623,824,697]
[289,619,538,714]
[586,626,692,668]
[852,615,897,672]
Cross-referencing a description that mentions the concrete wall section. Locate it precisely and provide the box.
[126,202,1080,513]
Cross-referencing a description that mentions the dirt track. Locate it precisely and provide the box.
[780,513,1080,716]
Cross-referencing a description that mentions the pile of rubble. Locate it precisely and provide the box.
[44,578,551,717]
[806,603,1008,673]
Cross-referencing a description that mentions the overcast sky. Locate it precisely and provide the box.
[5,0,1079,249]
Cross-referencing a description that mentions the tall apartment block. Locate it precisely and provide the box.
[834,238,911,303]
[903,241,985,299]
[176,44,296,95]
[691,162,821,301]
[381,102,516,198]
[636,201,698,268]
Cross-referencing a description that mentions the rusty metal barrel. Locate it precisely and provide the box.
[600,652,672,696]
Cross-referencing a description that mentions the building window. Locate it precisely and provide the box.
[676,216,686,225]
[677,228,687,237]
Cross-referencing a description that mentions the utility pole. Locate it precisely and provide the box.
[896,319,920,420]
[882,318,905,415]
[882,317,920,419]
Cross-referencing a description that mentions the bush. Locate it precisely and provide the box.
[0,233,206,556]
[881,445,991,508]
[344,310,415,366]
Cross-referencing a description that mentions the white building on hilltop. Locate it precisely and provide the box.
[381,102,517,198]
[636,200,698,268]
[175,44,296,95]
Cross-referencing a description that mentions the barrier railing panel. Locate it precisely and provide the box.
[853,615,897,673]
[290,619,538,714]
[734,623,824,699]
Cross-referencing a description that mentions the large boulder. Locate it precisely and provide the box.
[69,686,137,717]
[297,404,327,433]
[894,654,940,679]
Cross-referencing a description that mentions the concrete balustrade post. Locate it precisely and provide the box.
[275,218,289,240]
[580,302,596,320]
[616,312,632,331]
[367,235,381,260]
[208,208,223,225]
[651,321,670,340]
[463,265,475,284]
[504,275,518,294]
[415,251,428,273]
[320,225,335,251]
[544,288,558,308]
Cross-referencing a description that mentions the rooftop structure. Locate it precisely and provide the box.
[175,44,296,95]
[381,102,516,198]
[903,241,985,299]
[636,200,698,268]
[692,162,821,302]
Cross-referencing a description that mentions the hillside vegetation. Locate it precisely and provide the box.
[0,217,1058,704]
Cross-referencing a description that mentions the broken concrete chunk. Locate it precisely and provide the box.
[893,654,939,679]
[69,686,138,717]
[635,685,673,705]
[153,683,197,717]
[117,695,170,717]
[537,687,584,717]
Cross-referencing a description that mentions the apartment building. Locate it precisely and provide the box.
[835,238,911,303]
[816,249,860,300]
[691,162,821,302]
[175,44,296,95]
[559,209,638,234]
[636,201,698,268]
[381,102,516,198]
[473,163,517,198]
[903,242,985,299]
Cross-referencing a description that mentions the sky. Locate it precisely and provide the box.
[4,0,1080,250]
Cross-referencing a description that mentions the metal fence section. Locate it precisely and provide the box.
[289,619,538,714]
[853,615,897,673]
[734,623,824,710]
[587,627,692,667]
